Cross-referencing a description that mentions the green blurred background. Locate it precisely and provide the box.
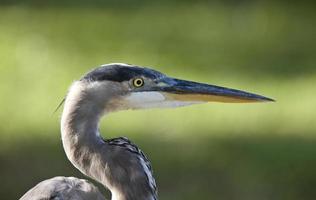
[0,0,315,199]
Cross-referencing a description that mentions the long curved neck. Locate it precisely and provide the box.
[61,82,110,197]
[60,81,155,200]
[61,82,103,148]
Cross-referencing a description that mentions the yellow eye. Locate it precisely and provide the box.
[133,78,144,87]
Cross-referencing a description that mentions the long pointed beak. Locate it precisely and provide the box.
[153,77,274,103]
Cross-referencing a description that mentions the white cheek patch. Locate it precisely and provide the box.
[124,92,202,109]
[124,92,165,109]
[126,92,166,103]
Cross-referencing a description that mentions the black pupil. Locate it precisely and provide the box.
[136,79,142,86]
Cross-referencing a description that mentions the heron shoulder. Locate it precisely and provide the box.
[20,176,105,200]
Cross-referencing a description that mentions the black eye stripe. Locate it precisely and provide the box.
[81,64,165,83]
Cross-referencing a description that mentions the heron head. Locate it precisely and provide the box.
[76,63,273,112]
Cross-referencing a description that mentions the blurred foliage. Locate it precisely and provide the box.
[0,1,315,200]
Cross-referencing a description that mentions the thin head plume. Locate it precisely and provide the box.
[53,97,65,115]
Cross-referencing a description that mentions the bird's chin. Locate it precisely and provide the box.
[121,91,201,110]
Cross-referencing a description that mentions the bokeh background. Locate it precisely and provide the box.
[0,0,315,199]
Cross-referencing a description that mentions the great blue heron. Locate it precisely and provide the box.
[20,63,273,200]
